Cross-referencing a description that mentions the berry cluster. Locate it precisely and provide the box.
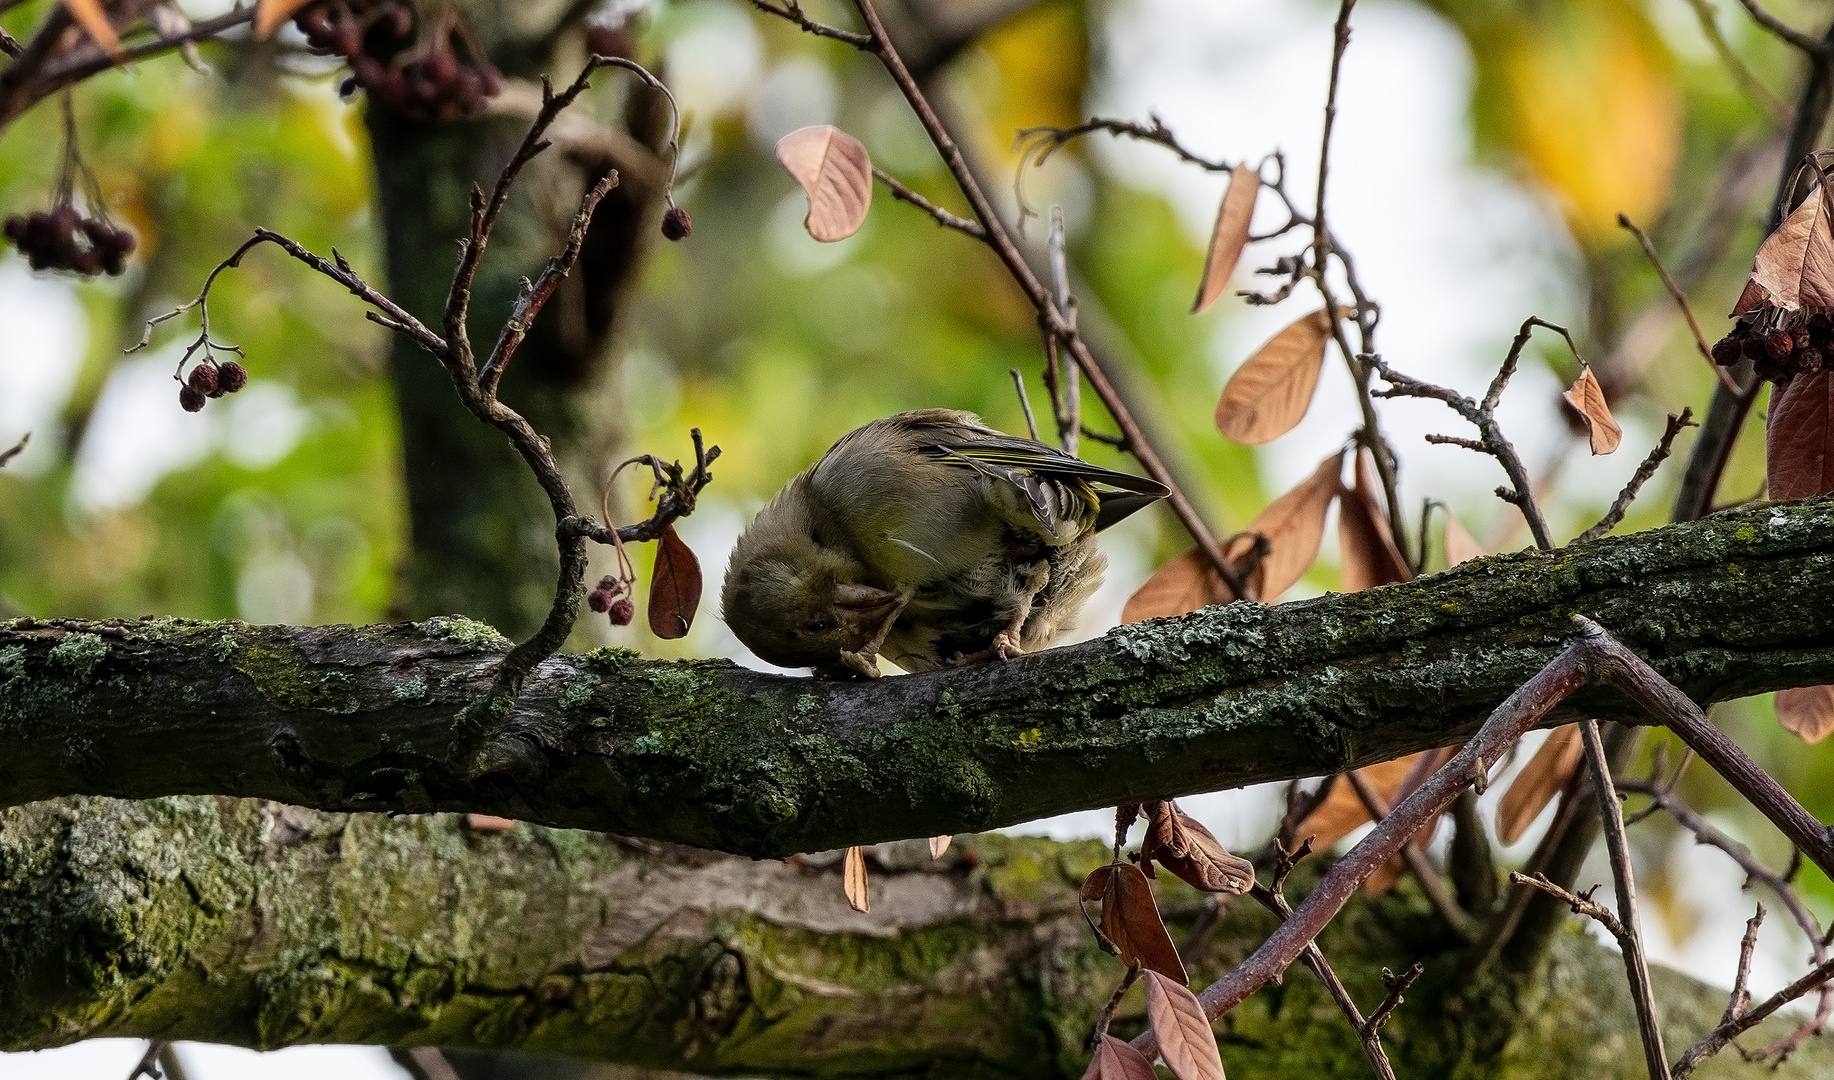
[294,1,502,123]
[1712,311,1832,383]
[4,206,135,276]
[587,573,635,626]
[178,360,249,413]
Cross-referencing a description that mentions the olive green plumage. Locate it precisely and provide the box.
[721,409,1168,677]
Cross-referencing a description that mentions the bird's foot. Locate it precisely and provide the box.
[949,632,1023,666]
[838,649,883,679]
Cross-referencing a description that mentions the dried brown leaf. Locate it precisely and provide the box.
[1443,510,1486,567]
[929,834,952,859]
[1085,861,1187,983]
[62,0,122,56]
[1215,310,1332,445]
[1777,685,1834,743]
[1767,370,1834,501]
[1297,756,1419,848]
[775,125,873,242]
[254,0,319,37]
[1142,802,1254,894]
[1122,452,1341,618]
[1563,366,1623,455]
[1497,724,1583,844]
[1121,548,1231,624]
[1740,186,1834,314]
[1081,1035,1161,1080]
[1144,971,1227,1080]
[843,845,869,912]
[1338,450,1412,592]
[463,813,518,832]
[1192,163,1260,314]
[647,523,702,639]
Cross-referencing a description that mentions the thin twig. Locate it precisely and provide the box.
[1510,872,1625,939]
[1734,0,1829,56]
[1576,408,1696,543]
[1361,962,1425,1038]
[743,0,874,48]
[1621,776,1832,1058]
[1088,962,1143,1049]
[1369,316,1568,550]
[1579,717,1669,1080]
[1010,369,1039,441]
[1616,214,1738,392]
[1673,955,1834,1077]
[0,432,26,469]
[1344,769,1479,943]
[872,167,986,239]
[1680,0,1789,124]
[126,1040,165,1080]
[1048,204,1080,455]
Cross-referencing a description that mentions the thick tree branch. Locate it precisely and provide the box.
[5,500,1834,858]
[6,797,1834,1078]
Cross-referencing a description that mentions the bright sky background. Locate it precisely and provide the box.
[1,0,1815,1075]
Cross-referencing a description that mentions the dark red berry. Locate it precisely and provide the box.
[217,361,249,393]
[1763,326,1795,359]
[608,597,634,626]
[179,386,207,412]
[187,364,219,395]
[661,206,691,241]
[1710,335,1743,367]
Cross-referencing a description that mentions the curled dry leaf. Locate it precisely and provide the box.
[647,523,702,640]
[1144,970,1227,1080]
[775,125,873,242]
[1777,685,1834,743]
[1141,801,1254,894]
[1081,1034,1160,1080]
[1121,450,1342,618]
[1562,366,1623,455]
[1215,310,1332,445]
[1443,509,1486,568]
[1735,183,1834,315]
[1080,862,1187,984]
[62,0,122,56]
[1497,724,1583,844]
[462,813,518,832]
[929,834,952,859]
[1192,163,1260,314]
[254,0,320,36]
[1767,370,1834,501]
[843,845,869,913]
[1338,450,1412,592]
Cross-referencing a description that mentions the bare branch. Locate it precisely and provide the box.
[1674,954,1834,1077]
[1733,0,1829,56]
[1361,962,1425,1038]
[1578,717,1669,1080]
[871,166,987,239]
[1344,768,1479,942]
[0,432,25,469]
[1617,213,1738,392]
[1576,409,1696,544]
[744,0,874,48]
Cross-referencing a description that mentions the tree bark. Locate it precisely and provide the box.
[4,498,1834,857]
[1,795,1826,1079]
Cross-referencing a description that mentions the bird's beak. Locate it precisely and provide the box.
[831,583,900,613]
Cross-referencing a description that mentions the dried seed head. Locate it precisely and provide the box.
[217,361,249,393]
[608,596,635,626]
[661,206,692,242]
[187,364,219,396]
[178,386,207,413]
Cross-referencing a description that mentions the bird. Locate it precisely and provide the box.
[720,409,1169,677]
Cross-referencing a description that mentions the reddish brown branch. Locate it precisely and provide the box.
[1578,717,1669,1080]
[1344,769,1479,942]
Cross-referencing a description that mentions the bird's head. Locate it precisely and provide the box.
[721,490,900,670]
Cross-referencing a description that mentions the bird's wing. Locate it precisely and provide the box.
[923,432,1170,535]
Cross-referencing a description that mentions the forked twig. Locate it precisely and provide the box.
[1576,409,1696,544]
[1617,214,1738,392]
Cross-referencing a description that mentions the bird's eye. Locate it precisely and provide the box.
[807,618,833,633]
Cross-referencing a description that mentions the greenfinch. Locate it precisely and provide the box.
[721,409,1168,677]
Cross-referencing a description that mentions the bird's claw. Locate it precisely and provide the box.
[838,650,883,679]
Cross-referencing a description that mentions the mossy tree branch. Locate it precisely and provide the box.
[5,499,1834,859]
[3,796,1832,1079]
